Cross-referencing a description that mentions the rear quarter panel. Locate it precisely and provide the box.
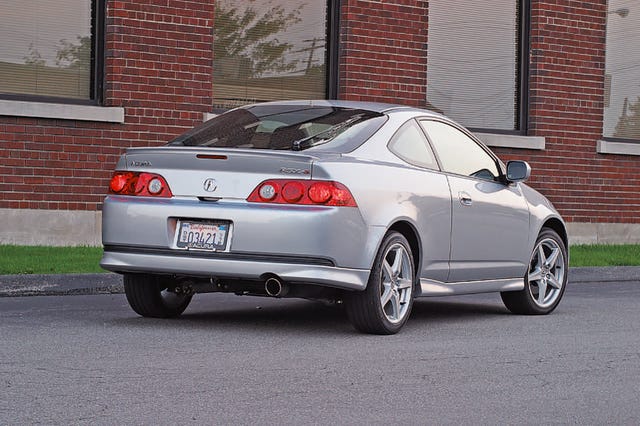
[313,156,452,282]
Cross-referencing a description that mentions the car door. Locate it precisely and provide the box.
[419,119,530,282]
[385,119,452,282]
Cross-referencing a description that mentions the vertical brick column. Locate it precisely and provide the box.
[338,0,428,107]
[105,0,215,143]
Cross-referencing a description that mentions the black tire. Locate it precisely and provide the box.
[501,228,568,315]
[345,232,415,335]
[123,274,192,318]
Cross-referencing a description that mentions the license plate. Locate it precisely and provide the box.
[174,221,230,251]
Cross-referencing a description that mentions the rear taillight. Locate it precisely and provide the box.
[108,171,173,198]
[247,179,357,207]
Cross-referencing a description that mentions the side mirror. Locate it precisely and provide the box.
[506,160,531,183]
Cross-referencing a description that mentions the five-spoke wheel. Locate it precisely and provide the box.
[380,243,414,324]
[501,228,568,314]
[346,231,415,334]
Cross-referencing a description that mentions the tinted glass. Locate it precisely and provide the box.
[170,105,386,152]
[426,0,519,130]
[388,120,438,169]
[213,1,328,108]
[420,120,500,181]
[0,0,92,99]
[603,0,640,141]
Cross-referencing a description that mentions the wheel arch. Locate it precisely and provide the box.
[541,217,568,250]
[387,220,422,286]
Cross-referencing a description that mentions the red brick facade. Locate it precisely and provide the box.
[0,0,214,211]
[1,0,639,234]
[339,0,428,107]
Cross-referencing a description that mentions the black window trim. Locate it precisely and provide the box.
[0,0,105,106]
[602,136,640,145]
[326,0,340,99]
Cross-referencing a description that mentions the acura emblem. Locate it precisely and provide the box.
[203,178,218,192]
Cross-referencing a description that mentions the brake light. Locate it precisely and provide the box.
[282,181,305,203]
[247,179,357,207]
[308,181,332,204]
[108,171,173,198]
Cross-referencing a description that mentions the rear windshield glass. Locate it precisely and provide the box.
[169,104,387,152]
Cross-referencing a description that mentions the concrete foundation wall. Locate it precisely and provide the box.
[2,208,639,247]
[0,208,102,246]
[566,222,640,245]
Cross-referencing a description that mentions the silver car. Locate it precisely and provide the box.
[101,100,568,334]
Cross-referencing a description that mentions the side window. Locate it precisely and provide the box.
[388,120,439,170]
[420,120,500,181]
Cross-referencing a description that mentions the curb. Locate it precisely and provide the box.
[568,266,640,283]
[0,273,123,297]
[0,267,638,298]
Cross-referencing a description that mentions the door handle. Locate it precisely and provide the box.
[459,191,473,206]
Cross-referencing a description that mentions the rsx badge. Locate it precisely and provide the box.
[280,168,310,175]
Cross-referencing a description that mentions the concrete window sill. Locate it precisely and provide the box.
[597,140,640,156]
[0,99,125,123]
[474,132,545,150]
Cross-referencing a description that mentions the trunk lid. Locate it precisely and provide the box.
[118,147,337,199]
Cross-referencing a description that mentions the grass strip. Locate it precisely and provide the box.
[569,244,640,267]
[0,245,105,275]
[0,244,639,275]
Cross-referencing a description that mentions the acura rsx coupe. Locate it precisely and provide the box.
[100,100,568,334]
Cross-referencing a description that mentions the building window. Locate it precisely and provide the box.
[213,0,333,109]
[0,0,102,102]
[604,3,640,142]
[426,0,524,132]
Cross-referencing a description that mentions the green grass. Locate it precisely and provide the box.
[0,245,105,275]
[0,244,639,275]
[569,244,640,267]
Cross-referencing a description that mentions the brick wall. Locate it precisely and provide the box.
[0,0,214,211]
[339,0,428,107]
[2,0,639,231]
[492,0,640,224]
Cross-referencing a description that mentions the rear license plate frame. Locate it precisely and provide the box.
[173,220,231,252]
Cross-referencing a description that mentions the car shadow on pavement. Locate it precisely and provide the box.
[112,299,354,335]
[110,293,510,334]
[411,298,510,322]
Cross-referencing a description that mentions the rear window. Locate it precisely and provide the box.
[169,104,387,152]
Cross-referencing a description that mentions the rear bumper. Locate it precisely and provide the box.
[100,247,370,291]
[102,195,383,270]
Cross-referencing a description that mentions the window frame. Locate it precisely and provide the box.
[516,0,531,135]
[0,0,105,106]
[602,2,640,145]
[326,0,340,99]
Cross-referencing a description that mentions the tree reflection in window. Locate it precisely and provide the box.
[213,1,328,108]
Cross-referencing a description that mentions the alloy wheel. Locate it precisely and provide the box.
[380,243,413,324]
[527,237,566,308]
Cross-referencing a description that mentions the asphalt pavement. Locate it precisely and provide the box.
[3,277,640,424]
[0,266,638,297]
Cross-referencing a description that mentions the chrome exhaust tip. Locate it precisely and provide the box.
[265,277,288,297]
